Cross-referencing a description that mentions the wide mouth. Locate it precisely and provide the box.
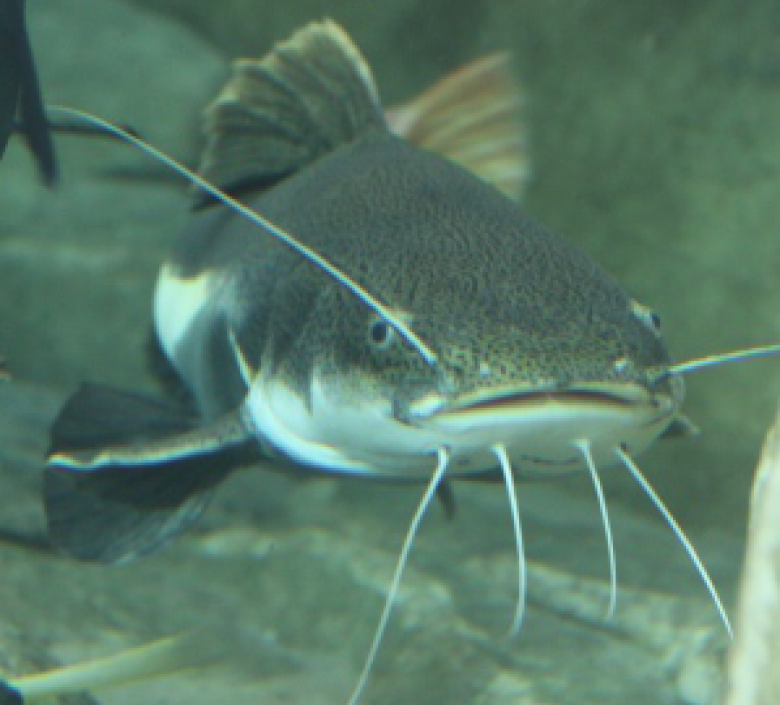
[409,380,678,477]
[429,380,666,419]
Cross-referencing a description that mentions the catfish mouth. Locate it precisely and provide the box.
[420,380,673,421]
[409,380,679,475]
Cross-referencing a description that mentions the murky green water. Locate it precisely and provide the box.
[1,1,779,702]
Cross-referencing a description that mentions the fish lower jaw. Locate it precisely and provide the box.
[424,400,676,476]
[243,376,676,480]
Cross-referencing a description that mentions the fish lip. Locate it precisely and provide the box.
[408,380,677,474]
[434,381,669,417]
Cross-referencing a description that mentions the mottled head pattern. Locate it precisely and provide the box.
[248,129,678,421]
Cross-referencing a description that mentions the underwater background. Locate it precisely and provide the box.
[1,0,779,702]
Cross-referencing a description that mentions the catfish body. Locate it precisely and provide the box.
[165,127,661,422]
[46,21,680,561]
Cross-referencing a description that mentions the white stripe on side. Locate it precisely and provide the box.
[153,263,222,362]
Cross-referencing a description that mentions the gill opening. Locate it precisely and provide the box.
[44,106,439,370]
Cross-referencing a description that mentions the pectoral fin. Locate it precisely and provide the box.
[44,384,255,564]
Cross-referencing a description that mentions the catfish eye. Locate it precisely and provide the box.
[367,317,394,350]
[650,312,661,331]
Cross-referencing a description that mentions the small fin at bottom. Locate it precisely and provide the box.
[435,479,456,519]
[660,413,700,440]
[44,384,254,564]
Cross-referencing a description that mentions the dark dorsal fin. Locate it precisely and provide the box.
[196,19,384,202]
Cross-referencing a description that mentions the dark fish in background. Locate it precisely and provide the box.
[0,0,56,184]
